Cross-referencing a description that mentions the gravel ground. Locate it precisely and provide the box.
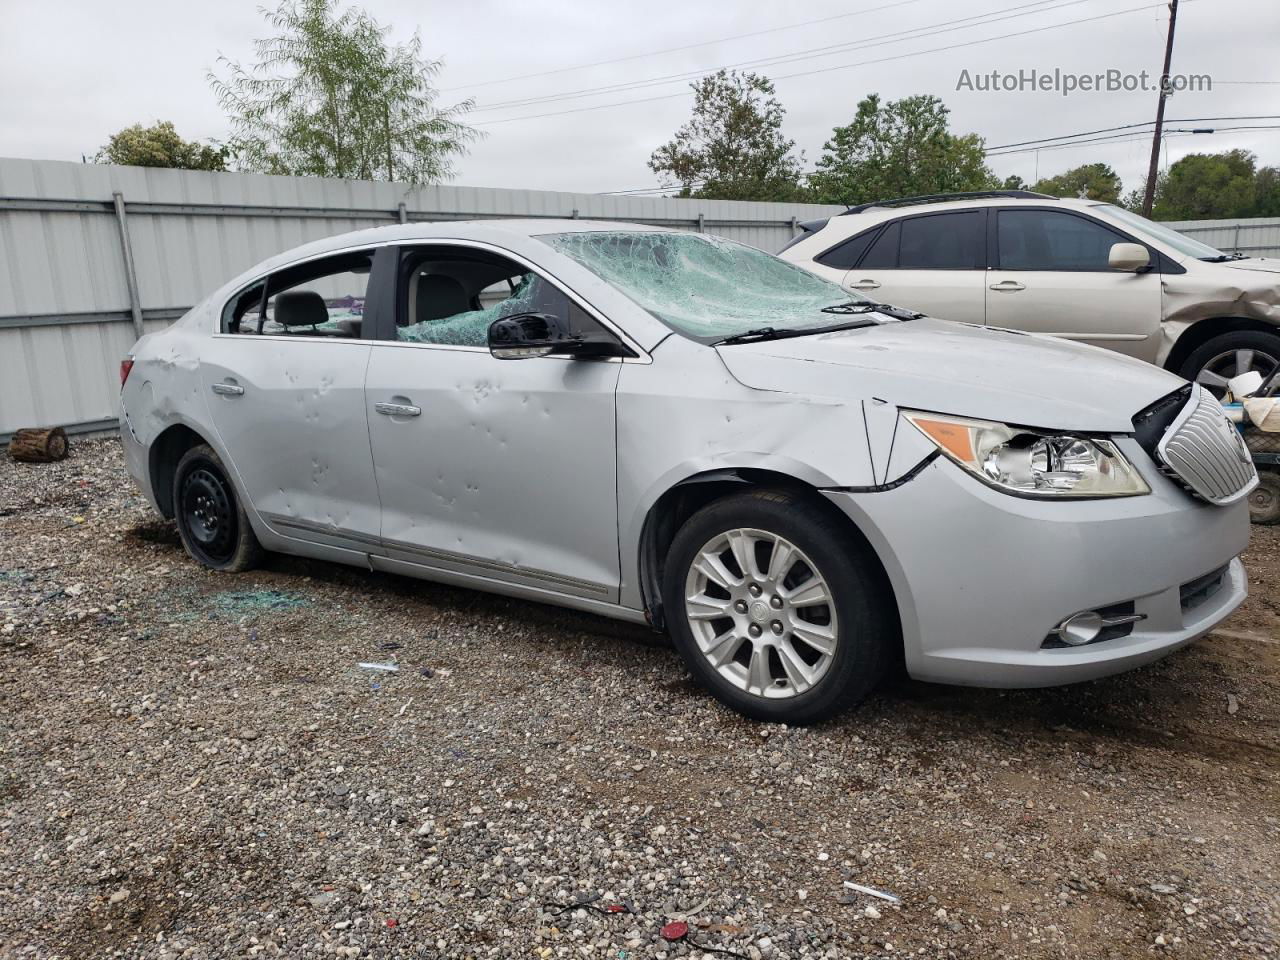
[1,437,1277,960]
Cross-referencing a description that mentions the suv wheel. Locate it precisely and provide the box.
[662,489,892,724]
[1180,331,1280,398]
[173,444,264,572]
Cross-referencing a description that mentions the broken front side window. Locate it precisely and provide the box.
[541,231,868,342]
[396,252,598,347]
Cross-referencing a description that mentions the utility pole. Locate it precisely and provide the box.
[1142,0,1179,216]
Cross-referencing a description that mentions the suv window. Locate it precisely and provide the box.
[898,211,984,269]
[815,228,879,270]
[225,250,374,336]
[396,247,608,348]
[997,210,1127,271]
[859,221,900,269]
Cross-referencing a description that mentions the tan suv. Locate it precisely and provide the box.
[779,190,1280,395]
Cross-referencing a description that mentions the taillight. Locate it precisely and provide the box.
[120,358,134,387]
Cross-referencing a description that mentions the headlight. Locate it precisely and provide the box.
[903,412,1150,498]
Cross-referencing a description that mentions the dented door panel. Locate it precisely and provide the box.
[199,337,381,548]
[366,345,623,600]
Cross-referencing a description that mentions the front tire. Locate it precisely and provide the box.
[173,444,263,572]
[1249,471,1280,525]
[1179,330,1280,397]
[662,489,893,724]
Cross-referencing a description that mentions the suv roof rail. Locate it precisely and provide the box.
[840,190,1057,215]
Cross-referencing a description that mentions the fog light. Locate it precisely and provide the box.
[1054,611,1104,646]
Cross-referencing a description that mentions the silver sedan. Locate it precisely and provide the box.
[119,220,1255,723]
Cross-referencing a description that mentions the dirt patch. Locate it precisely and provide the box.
[0,438,1276,959]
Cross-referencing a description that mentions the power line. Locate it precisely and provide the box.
[985,115,1280,151]
[442,0,929,92]
[472,1,1178,126]
[471,0,1088,114]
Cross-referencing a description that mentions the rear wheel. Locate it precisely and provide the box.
[173,444,263,572]
[1179,331,1280,398]
[662,489,893,724]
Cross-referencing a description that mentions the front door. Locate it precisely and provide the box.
[365,245,624,601]
[984,207,1162,361]
[200,247,387,551]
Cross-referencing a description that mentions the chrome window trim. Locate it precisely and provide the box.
[215,242,381,338]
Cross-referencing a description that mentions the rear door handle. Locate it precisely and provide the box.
[848,279,881,290]
[375,401,421,417]
[989,280,1026,292]
[211,381,244,396]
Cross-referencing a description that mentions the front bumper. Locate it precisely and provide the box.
[827,439,1250,688]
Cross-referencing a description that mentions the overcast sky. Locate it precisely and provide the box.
[3,0,1278,197]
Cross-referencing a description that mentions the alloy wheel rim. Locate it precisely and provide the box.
[181,466,236,563]
[1196,347,1279,398]
[684,527,838,700]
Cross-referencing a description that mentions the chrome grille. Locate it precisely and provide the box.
[1156,386,1257,505]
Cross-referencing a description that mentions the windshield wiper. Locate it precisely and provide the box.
[715,319,878,346]
[821,300,926,320]
[715,326,785,345]
[820,301,877,314]
[1201,253,1249,262]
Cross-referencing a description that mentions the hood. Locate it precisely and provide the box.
[715,317,1186,433]
[1218,257,1280,276]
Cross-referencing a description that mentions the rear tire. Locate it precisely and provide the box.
[662,489,893,724]
[173,444,263,572]
[1178,330,1280,397]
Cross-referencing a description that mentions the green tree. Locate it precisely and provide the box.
[1032,162,1123,203]
[1250,165,1280,217]
[649,70,806,201]
[96,121,228,171]
[1144,149,1259,220]
[808,94,997,206]
[1001,174,1027,191]
[210,0,477,182]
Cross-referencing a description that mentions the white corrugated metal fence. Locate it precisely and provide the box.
[0,156,843,439]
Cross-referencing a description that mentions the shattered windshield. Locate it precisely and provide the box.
[541,231,868,341]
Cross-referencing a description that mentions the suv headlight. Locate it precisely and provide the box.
[903,412,1150,498]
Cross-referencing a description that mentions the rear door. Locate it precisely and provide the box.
[835,210,989,324]
[985,208,1162,361]
[199,247,391,552]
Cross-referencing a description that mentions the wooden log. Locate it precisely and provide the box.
[8,427,69,463]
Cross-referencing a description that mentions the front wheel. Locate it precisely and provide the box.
[1179,331,1280,398]
[662,489,894,724]
[173,444,264,572]
[1249,471,1280,525]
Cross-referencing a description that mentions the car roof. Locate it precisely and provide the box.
[239,218,670,284]
[840,195,1103,218]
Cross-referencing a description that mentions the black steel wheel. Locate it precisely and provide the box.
[173,444,263,571]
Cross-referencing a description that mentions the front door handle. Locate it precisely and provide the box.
[211,381,244,397]
[989,280,1026,292]
[848,279,881,290]
[375,401,422,418]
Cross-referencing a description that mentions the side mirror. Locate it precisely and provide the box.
[1108,242,1151,273]
[488,312,566,359]
[488,312,630,360]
